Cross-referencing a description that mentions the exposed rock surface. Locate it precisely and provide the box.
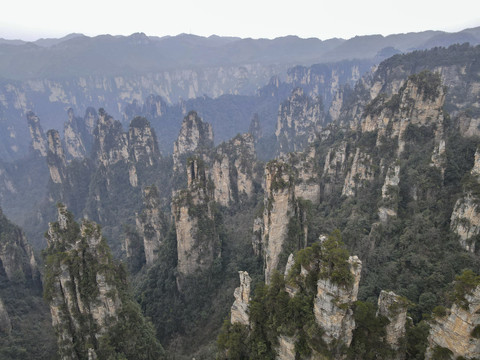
[342,148,374,197]
[210,133,258,206]
[135,186,168,265]
[314,256,362,347]
[230,271,251,326]
[425,285,480,359]
[451,148,480,252]
[378,165,401,222]
[27,111,48,157]
[276,335,297,360]
[0,207,39,284]
[173,111,214,173]
[46,129,67,185]
[44,204,163,359]
[377,290,408,356]
[275,88,325,156]
[63,108,92,159]
[172,158,219,278]
[262,160,296,284]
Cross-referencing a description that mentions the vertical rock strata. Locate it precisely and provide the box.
[27,111,48,157]
[451,148,480,252]
[172,158,219,278]
[135,185,168,266]
[377,290,408,357]
[314,255,362,347]
[425,285,480,359]
[275,88,325,156]
[230,271,251,326]
[173,111,214,173]
[44,204,163,359]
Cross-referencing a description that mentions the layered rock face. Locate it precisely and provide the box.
[27,111,48,157]
[172,158,219,278]
[210,133,257,206]
[135,186,168,266]
[425,285,480,359]
[313,255,362,347]
[378,165,401,222]
[0,207,39,284]
[173,111,214,173]
[46,129,67,185]
[451,148,480,252]
[45,205,123,359]
[341,148,374,197]
[261,160,296,284]
[360,72,446,157]
[377,290,408,357]
[63,108,94,159]
[230,271,251,326]
[258,151,321,283]
[44,204,163,359]
[275,88,325,156]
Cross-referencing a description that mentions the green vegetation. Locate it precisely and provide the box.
[43,206,164,360]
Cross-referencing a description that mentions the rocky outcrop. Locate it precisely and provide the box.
[64,108,89,159]
[342,148,374,197]
[450,194,480,253]
[172,158,219,279]
[92,109,129,167]
[173,111,214,173]
[44,204,163,359]
[135,185,168,266]
[0,207,39,284]
[210,133,258,206]
[377,290,408,357]
[262,160,296,284]
[425,285,480,359]
[128,116,161,167]
[378,164,401,222]
[451,148,480,252]
[27,111,48,157]
[314,255,362,347]
[293,147,321,204]
[361,72,446,157]
[0,297,11,334]
[46,129,67,185]
[322,141,349,197]
[275,88,325,156]
[276,335,297,360]
[230,271,251,326]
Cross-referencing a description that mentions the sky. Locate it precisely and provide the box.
[0,0,479,41]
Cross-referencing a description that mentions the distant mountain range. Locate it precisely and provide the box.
[0,27,479,80]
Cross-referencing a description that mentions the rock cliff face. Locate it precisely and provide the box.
[377,290,408,357]
[172,158,219,279]
[451,148,480,252]
[313,255,362,347]
[360,72,446,157]
[0,207,39,284]
[341,148,374,197]
[173,111,214,173]
[44,204,163,359]
[275,88,325,156]
[63,108,95,160]
[258,150,322,283]
[261,160,296,284]
[210,133,258,206]
[425,285,480,359]
[378,165,401,222]
[27,111,48,157]
[230,271,251,326]
[135,186,168,266]
[46,129,67,185]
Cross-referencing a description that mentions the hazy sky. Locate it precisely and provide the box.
[1,0,479,41]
